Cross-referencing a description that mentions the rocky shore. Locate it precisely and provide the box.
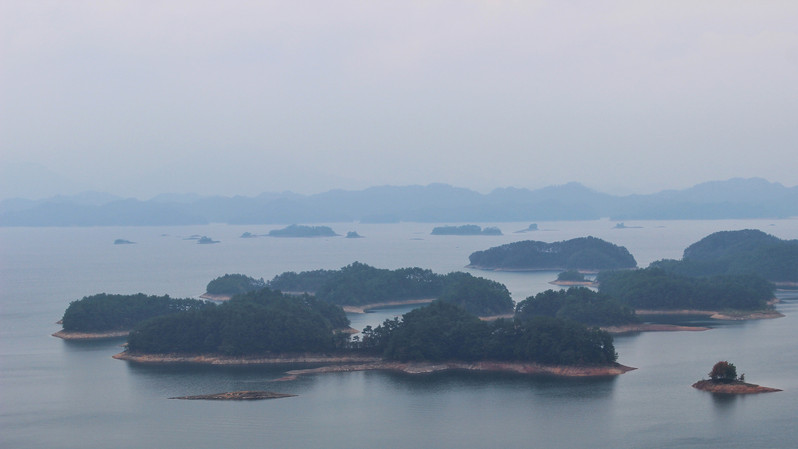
[692,380,781,394]
[170,391,296,400]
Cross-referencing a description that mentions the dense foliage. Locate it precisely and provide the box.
[437,272,514,316]
[468,237,637,271]
[709,361,738,383]
[268,262,514,316]
[597,268,774,310]
[515,288,638,326]
[268,224,338,237]
[205,274,266,295]
[649,230,798,282]
[126,288,349,355]
[61,293,211,332]
[556,270,586,282]
[359,301,617,365]
[431,225,502,235]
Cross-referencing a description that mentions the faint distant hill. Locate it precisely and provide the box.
[0,178,795,226]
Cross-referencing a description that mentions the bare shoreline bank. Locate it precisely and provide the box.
[53,330,131,340]
[602,323,710,334]
[634,309,783,320]
[341,298,435,313]
[113,351,635,378]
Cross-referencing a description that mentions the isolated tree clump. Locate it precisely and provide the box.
[709,361,738,383]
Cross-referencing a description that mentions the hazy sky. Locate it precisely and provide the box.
[2,1,797,199]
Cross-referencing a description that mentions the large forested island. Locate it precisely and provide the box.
[115,293,630,377]
[267,262,514,317]
[468,237,637,271]
[515,288,638,327]
[54,293,211,339]
[649,229,798,285]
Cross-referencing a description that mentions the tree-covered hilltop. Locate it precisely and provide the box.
[61,293,212,332]
[268,224,338,237]
[431,225,502,235]
[437,272,514,316]
[597,268,774,311]
[267,262,515,316]
[468,237,637,271]
[126,288,350,355]
[515,288,638,326]
[206,274,267,295]
[358,300,617,365]
[649,230,798,282]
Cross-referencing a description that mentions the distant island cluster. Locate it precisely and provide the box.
[54,229,792,392]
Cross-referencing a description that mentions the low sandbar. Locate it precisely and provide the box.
[692,380,781,394]
[341,298,435,314]
[170,391,296,400]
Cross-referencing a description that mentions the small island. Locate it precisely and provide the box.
[345,231,364,238]
[200,273,267,301]
[268,224,339,238]
[692,361,780,394]
[431,225,502,236]
[613,222,642,229]
[468,236,637,271]
[514,224,538,233]
[113,239,135,245]
[170,391,296,400]
[240,232,258,238]
[197,236,219,244]
[549,270,597,286]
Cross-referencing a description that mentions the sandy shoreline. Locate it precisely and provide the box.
[199,293,232,301]
[53,330,131,340]
[113,351,635,378]
[692,379,781,394]
[549,280,598,287]
[634,309,784,320]
[341,298,436,313]
[601,323,710,334]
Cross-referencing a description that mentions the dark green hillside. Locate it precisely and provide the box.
[515,288,638,326]
[359,301,617,365]
[206,274,266,295]
[61,293,211,332]
[597,268,774,311]
[650,230,798,282]
[126,289,349,355]
[468,237,637,271]
[267,262,514,316]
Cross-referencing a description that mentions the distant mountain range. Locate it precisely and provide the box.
[1,178,796,226]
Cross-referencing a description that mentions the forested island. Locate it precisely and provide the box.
[468,237,637,271]
[650,229,798,285]
[550,270,596,286]
[267,262,514,317]
[202,274,267,300]
[115,296,630,377]
[515,288,638,327]
[268,224,338,237]
[431,225,502,235]
[692,361,781,394]
[54,293,211,339]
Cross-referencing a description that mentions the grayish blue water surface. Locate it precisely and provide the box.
[2,219,797,448]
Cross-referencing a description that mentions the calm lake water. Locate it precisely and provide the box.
[2,219,797,449]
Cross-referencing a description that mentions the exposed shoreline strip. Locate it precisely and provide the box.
[113,352,635,378]
[53,330,131,340]
[634,309,783,320]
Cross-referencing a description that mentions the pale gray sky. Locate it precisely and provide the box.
[2,1,797,199]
